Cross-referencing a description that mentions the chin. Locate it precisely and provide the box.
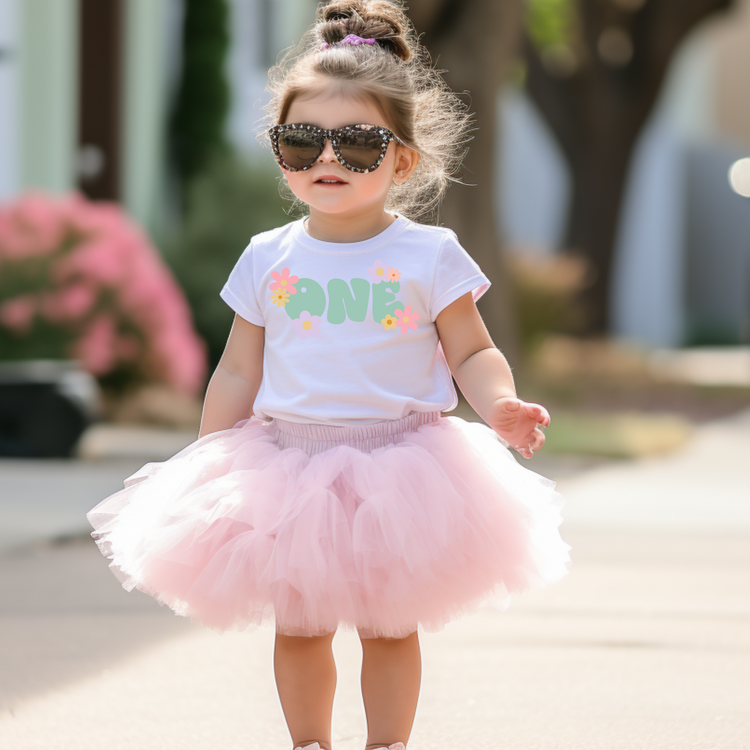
[307,200,358,214]
[295,192,356,212]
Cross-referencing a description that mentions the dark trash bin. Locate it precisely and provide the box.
[0,360,101,458]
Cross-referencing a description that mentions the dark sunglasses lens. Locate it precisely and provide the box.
[277,130,322,169]
[338,130,383,170]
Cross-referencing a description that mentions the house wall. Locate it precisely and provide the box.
[497,86,568,256]
[684,141,750,344]
[610,24,715,348]
[18,0,79,194]
[121,0,175,238]
[0,0,172,239]
[680,2,750,344]
[226,0,319,158]
[0,0,19,201]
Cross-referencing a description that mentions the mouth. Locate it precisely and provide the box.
[314,174,348,185]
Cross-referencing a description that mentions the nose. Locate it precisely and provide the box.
[315,138,338,164]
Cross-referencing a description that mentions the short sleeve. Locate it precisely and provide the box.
[219,241,265,327]
[429,230,491,322]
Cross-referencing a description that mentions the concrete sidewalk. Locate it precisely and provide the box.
[1,529,747,750]
[0,425,198,553]
[556,406,750,533]
[1,409,749,749]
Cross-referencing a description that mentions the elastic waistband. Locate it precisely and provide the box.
[270,410,443,456]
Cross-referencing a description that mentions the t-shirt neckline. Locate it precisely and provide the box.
[293,213,409,255]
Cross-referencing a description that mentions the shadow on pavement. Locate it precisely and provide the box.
[0,534,195,710]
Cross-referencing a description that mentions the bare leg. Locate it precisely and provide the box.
[358,630,422,750]
[274,628,338,750]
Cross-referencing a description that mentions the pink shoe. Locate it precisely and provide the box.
[294,744,321,750]
[373,744,406,750]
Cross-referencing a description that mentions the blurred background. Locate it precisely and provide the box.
[1,2,749,749]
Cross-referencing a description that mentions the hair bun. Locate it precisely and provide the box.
[317,0,412,62]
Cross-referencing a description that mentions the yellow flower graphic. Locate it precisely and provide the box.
[271,289,290,307]
[381,314,398,331]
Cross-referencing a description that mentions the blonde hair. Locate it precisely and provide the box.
[257,0,473,223]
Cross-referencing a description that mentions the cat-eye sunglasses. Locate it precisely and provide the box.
[268,122,409,174]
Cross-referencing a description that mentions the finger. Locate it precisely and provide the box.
[537,406,550,427]
[518,442,536,459]
[519,428,545,454]
[530,428,546,452]
[502,398,521,412]
[526,403,549,424]
[521,424,544,444]
[512,442,533,459]
[531,404,551,425]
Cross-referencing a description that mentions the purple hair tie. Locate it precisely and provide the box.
[320,33,376,50]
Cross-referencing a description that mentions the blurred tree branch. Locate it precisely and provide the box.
[522,0,736,335]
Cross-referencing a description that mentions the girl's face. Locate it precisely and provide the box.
[280,85,418,218]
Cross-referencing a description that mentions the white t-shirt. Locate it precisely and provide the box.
[219,213,491,426]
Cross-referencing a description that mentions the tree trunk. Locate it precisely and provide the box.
[564,140,633,333]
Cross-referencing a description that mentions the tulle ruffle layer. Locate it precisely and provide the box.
[86,414,572,638]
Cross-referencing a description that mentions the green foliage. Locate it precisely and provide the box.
[160,154,291,370]
[525,0,575,49]
[541,410,693,458]
[684,321,743,347]
[169,0,232,194]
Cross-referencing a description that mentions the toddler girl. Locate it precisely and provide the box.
[87,2,572,749]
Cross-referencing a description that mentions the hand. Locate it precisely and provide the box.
[487,397,550,459]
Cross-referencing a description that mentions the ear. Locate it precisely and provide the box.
[392,144,420,186]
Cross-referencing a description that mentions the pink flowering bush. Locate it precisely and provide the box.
[0,190,208,396]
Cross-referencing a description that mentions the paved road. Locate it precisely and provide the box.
[1,410,749,749]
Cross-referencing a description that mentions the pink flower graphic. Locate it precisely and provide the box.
[291,310,321,339]
[385,267,400,283]
[270,267,299,296]
[394,305,419,333]
[367,260,388,283]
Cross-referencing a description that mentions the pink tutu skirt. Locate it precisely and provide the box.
[86,410,572,638]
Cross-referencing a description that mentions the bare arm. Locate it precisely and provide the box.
[436,292,550,458]
[198,314,265,439]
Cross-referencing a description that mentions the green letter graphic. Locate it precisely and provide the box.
[372,281,403,322]
[284,277,326,319]
[327,278,370,324]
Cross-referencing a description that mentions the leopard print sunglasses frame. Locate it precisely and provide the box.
[268,122,409,174]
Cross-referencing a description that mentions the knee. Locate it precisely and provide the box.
[358,629,419,648]
[275,629,337,653]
